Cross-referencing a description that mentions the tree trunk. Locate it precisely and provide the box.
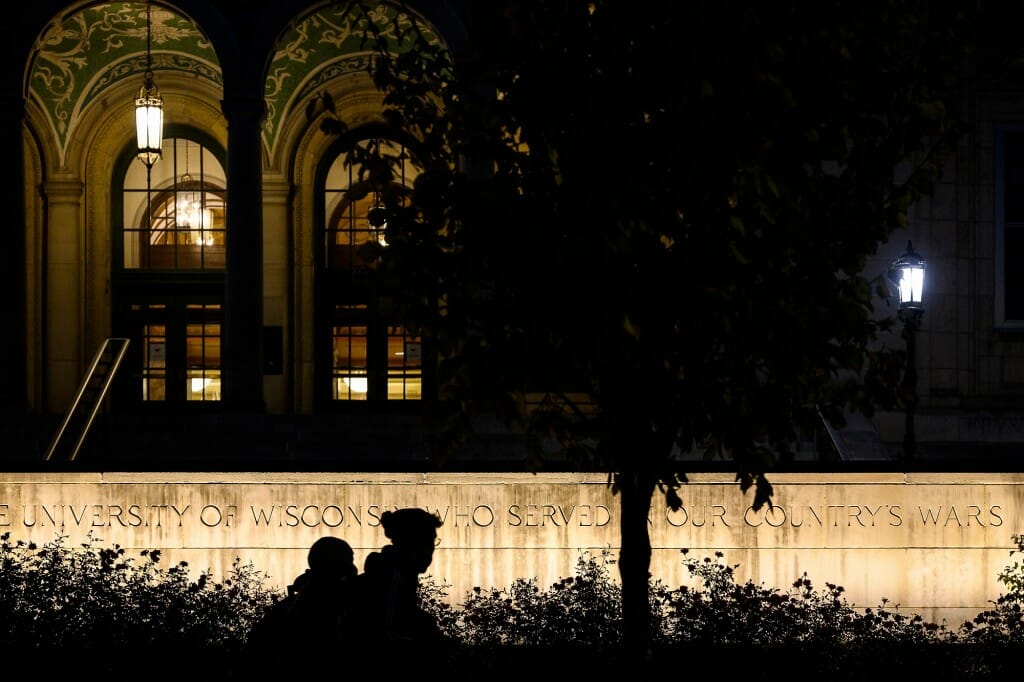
[616,471,657,661]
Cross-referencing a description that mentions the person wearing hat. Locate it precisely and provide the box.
[340,508,448,661]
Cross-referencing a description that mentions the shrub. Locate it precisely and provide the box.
[0,531,279,675]
[428,548,623,648]
[3,531,1024,678]
[948,533,1024,678]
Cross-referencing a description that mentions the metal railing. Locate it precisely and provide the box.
[43,338,130,462]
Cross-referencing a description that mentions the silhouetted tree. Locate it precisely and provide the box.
[316,0,979,661]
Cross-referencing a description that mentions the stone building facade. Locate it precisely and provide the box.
[0,2,1021,466]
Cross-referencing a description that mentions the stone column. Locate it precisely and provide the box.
[262,178,292,414]
[220,97,266,411]
[42,177,85,413]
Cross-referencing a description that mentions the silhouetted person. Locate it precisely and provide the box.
[286,535,356,638]
[340,508,448,666]
[236,535,356,678]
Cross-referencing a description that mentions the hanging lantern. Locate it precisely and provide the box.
[135,73,163,168]
[134,2,163,168]
[367,192,389,246]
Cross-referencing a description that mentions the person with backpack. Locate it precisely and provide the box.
[236,535,357,677]
[340,508,450,665]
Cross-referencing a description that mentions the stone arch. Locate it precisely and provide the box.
[266,1,453,411]
[77,71,226,361]
[22,1,229,408]
[263,0,449,168]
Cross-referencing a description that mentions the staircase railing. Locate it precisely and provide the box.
[43,338,130,462]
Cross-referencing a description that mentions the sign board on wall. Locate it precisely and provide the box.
[1,471,1021,627]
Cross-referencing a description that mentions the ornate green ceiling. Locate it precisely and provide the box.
[28,3,218,163]
[264,2,440,157]
[27,2,441,165]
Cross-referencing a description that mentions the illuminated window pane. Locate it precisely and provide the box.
[123,138,226,271]
[144,378,165,401]
[187,369,221,401]
[142,322,166,402]
[386,327,421,400]
[185,304,221,402]
[333,321,368,401]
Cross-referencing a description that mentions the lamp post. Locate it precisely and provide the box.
[890,241,926,461]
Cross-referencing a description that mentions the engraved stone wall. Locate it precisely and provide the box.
[2,472,1021,627]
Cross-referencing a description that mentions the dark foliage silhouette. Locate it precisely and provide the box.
[2,531,1023,678]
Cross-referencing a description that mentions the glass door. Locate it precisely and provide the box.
[114,299,221,405]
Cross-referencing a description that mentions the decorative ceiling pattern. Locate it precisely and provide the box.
[28,2,219,164]
[26,2,444,165]
[263,2,442,157]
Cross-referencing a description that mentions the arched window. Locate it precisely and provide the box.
[122,138,225,270]
[113,135,226,406]
[324,138,416,267]
[319,135,425,404]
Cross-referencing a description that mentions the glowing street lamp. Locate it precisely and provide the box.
[889,241,926,461]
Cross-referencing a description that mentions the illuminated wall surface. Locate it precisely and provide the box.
[2,472,1021,627]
